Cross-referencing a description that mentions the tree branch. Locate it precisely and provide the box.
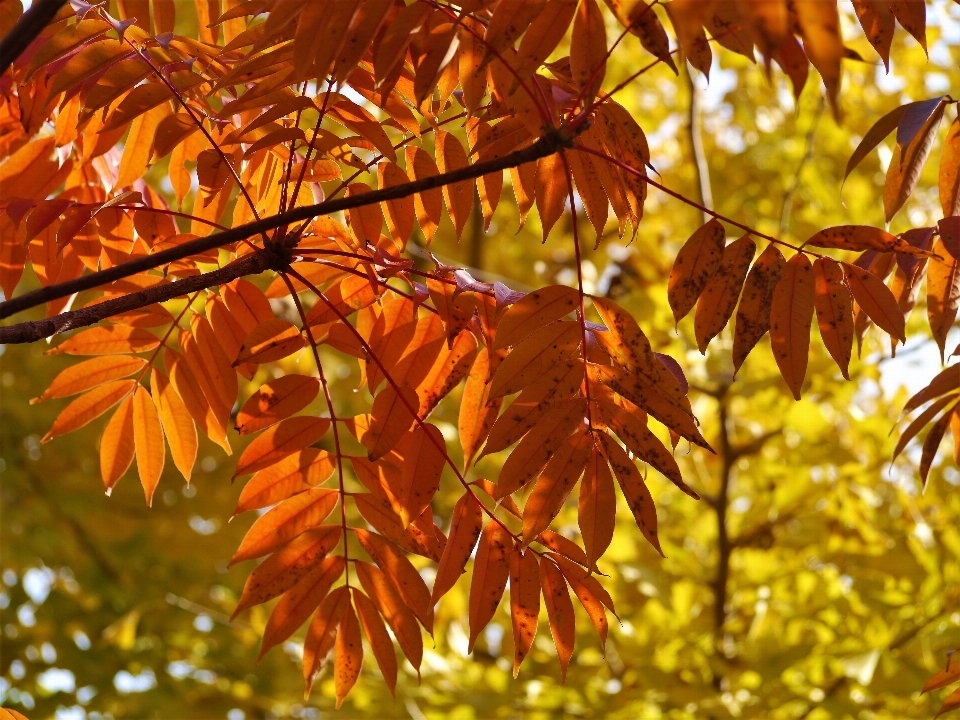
[0,0,69,76]
[684,62,713,224]
[779,95,825,237]
[0,128,576,322]
[0,249,280,344]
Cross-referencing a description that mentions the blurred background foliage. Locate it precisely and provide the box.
[4,2,960,719]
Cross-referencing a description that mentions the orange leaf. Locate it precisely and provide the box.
[553,555,616,643]
[334,598,363,708]
[668,218,725,323]
[426,277,475,346]
[595,397,698,498]
[303,586,348,696]
[578,443,616,567]
[594,365,704,447]
[404,145,443,243]
[395,423,446,528]
[236,318,305,364]
[567,143,608,240]
[694,235,757,353]
[353,529,433,632]
[598,432,663,556]
[305,274,379,327]
[353,589,398,698]
[903,365,960,415]
[805,225,930,256]
[232,526,341,619]
[191,316,240,416]
[33,356,146,403]
[496,399,585,498]
[354,560,423,671]
[570,0,606,104]
[468,519,513,653]
[521,432,591,546]
[489,321,581,399]
[432,492,484,603]
[116,103,172,189]
[514,0,579,84]
[260,555,345,661]
[843,261,906,343]
[509,548,540,677]
[893,396,957,462]
[769,253,815,400]
[235,416,330,477]
[794,0,843,113]
[363,384,419,461]
[926,238,960,361]
[224,278,274,333]
[482,0,545,65]
[941,117,960,217]
[416,328,478,417]
[43,378,136,443]
[535,152,567,242]
[535,530,591,569]
[48,326,160,355]
[132,385,165,506]
[231,488,340,565]
[100,394,135,494]
[510,161,537,231]
[733,243,786,374]
[234,449,336,515]
[591,297,686,399]
[236,375,320,435]
[888,0,927,52]
[813,258,854,380]
[354,493,444,561]
[164,348,230,455]
[540,556,575,682]
[494,286,580,350]
[936,687,960,718]
[924,657,960,694]
[435,130,474,241]
[378,160,416,247]
[366,296,417,393]
[921,405,954,489]
[483,359,582,456]
[851,0,894,72]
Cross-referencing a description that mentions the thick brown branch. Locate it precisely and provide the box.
[0,129,575,322]
[0,250,278,344]
[0,0,69,76]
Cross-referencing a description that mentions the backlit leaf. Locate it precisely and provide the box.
[231,488,340,564]
[509,549,540,677]
[540,556,575,682]
[844,261,907,343]
[236,318,306,364]
[236,375,320,435]
[43,379,137,443]
[694,235,757,353]
[668,218,726,324]
[235,416,331,477]
[468,519,512,653]
[433,492,485,603]
[769,253,815,400]
[132,385,165,506]
[813,259,854,380]
[232,526,341,619]
[259,555,345,660]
